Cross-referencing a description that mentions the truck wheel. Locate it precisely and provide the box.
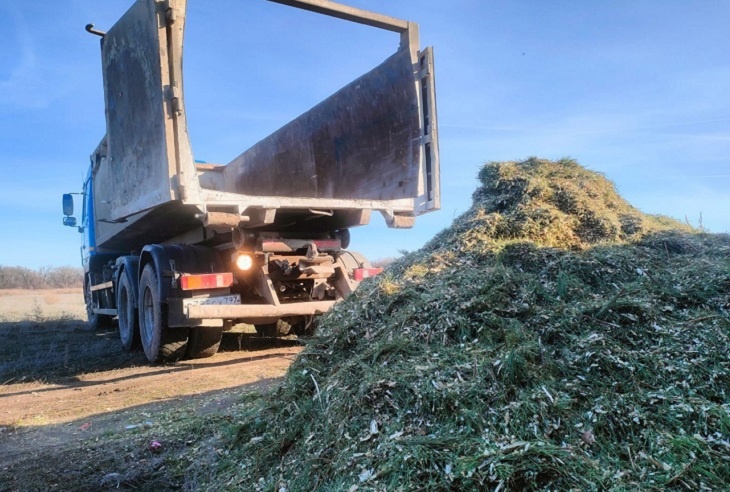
[117,272,139,350]
[291,316,316,336]
[138,264,188,362]
[254,320,292,337]
[85,282,112,330]
[186,327,224,359]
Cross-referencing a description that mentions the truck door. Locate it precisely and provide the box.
[80,172,96,270]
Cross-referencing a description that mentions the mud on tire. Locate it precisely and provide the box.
[186,326,223,359]
[254,320,292,337]
[117,272,140,350]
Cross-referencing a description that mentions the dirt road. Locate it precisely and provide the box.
[0,344,301,428]
[0,291,304,490]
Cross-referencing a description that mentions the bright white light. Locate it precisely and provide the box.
[235,254,253,271]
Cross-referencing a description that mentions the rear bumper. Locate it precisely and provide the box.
[186,300,336,323]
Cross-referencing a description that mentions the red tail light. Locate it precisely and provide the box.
[180,272,233,291]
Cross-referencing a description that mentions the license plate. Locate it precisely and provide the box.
[182,294,241,307]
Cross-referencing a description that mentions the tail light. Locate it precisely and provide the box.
[180,272,233,291]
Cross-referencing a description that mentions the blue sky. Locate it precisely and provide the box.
[1,0,728,268]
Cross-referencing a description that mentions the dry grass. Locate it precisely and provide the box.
[0,288,139,384]
[0,288,86,322]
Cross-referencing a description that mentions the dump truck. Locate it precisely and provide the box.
[62,0,440,362]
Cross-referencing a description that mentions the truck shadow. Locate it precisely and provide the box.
[0,319,302,388]
[0,347,300,399]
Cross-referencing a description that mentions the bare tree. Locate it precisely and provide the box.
[0,266,83,289]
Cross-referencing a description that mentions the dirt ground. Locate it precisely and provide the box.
[0,289,303,491]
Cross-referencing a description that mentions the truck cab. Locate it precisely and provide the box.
[64,167,122,328]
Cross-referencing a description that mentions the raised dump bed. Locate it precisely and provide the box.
[64,0,440,363]
[90,0,439,253]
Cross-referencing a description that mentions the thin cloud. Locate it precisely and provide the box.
[652,174,730,180]
[441,116,730,137]
[0,6,61,110]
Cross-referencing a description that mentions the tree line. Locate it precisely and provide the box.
[0,266,83,289]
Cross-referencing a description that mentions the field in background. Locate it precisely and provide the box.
[0,288,85,322]
[0,266,83,290]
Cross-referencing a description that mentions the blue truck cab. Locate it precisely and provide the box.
[63,167,119,328]
[63,166,98,267]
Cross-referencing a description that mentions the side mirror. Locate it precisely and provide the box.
[63,216,78,227]
[62,194,74,216]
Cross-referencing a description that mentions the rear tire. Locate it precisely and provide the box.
[138,264,188,362]
[291,316,316,336]
[254,320,292,337]
[117,272,139,350]
[186,326,224,359]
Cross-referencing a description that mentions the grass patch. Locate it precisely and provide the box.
[0,319,149,384]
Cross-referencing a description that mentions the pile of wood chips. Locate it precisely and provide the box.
[216,158,730,491]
